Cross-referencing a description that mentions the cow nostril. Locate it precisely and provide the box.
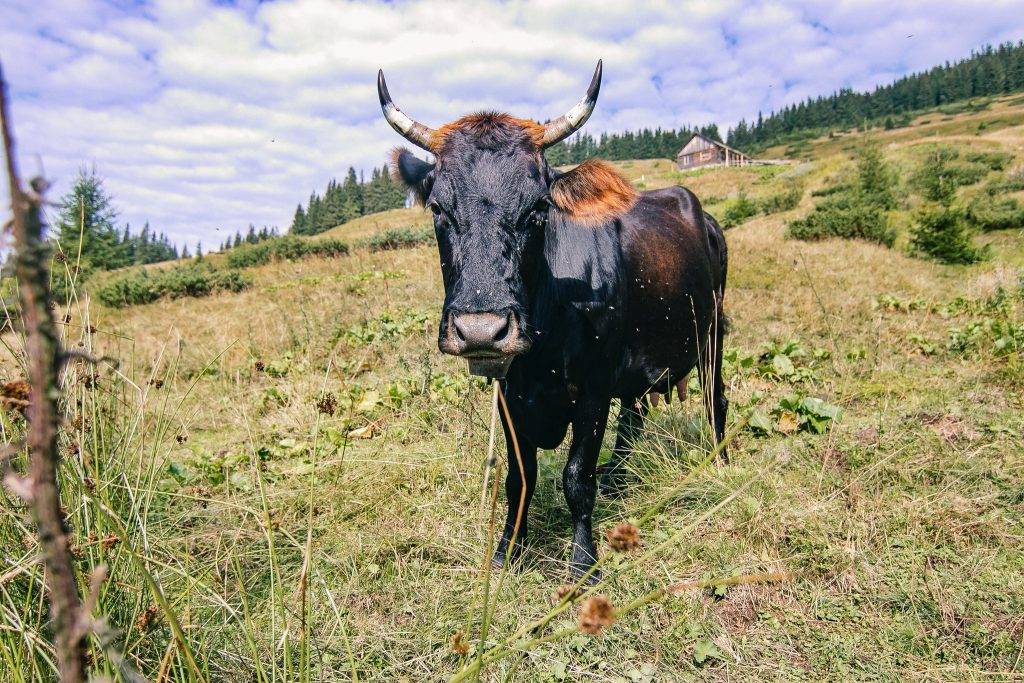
[450,311,515,350]
[493,314,511,343]
[452,314,468,342]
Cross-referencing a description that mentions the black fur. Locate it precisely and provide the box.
[392,120,728,581]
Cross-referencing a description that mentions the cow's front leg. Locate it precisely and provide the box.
[492,403,538,570]
[564,395,611,583]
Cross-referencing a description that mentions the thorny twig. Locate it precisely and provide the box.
[1,61,87,681]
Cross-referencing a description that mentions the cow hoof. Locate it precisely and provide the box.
[569,564,602,586]
[491,547,523,572]
[599,471,630,497]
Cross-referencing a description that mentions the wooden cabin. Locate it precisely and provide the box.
[676,134,750,169]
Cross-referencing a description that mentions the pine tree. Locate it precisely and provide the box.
[909,149,984,264]
[726,41,1024,152]
[54,167,129,271]
[855,143,898,209]
[340,167,363,224]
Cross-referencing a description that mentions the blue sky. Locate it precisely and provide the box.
[2,0,1023,250]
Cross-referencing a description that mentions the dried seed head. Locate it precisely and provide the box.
[579,595,616,635]
[254,360,266,373]
[175,434,187,444]
[451,630,470,655]
[87,325,97,334]
[135,604,160,632]
[100,532,119,551]
[551,584,579,605]
[605,522,641,552]
[54,251,67,263]
[149,378,164,389]
[316,392,337,416]
[0,380,31,416]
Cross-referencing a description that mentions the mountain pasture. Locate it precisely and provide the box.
[2,96,1024,681]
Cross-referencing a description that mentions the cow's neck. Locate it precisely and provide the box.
[529,212,624,351]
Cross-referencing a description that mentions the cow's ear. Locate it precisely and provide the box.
[549,159,637,225]
[390,147,434,205]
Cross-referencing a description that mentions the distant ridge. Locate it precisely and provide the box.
[726,41,1024,152]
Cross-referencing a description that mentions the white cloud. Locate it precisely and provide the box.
[0,0,1021,250]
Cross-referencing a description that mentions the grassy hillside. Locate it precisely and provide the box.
[2,95,1023,680]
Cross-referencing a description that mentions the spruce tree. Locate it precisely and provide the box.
[54,167,129,271]
[909,149,983,264]
[855,143,898,209]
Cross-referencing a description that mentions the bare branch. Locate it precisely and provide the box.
[1,60,88,681]
[62,348,119,368]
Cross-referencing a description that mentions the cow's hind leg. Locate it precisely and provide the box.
[599,395,648,497]
[698,306,729,462]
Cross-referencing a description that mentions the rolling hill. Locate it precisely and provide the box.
[2,92,1023,680]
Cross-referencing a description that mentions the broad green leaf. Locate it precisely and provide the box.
[772,354,796,376]
[801,396,841,419]
[693,638,724,665]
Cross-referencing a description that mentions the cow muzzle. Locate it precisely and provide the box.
[440,310,531,377]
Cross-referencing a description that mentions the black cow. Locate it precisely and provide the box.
[378,61,728,581]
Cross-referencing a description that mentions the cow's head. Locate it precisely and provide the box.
[377,61,636,377]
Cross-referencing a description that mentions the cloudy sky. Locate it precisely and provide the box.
[2,0,1023,250]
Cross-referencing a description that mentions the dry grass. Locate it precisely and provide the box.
[1,96,1023,681]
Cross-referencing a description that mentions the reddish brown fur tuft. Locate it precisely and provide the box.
[550,159,638,225]
[430,112,545,154]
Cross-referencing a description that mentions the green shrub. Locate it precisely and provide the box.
[786,193,894,246]
[720,191,758,228]
[367,228,434,252]
[95,262,251,308]
[224,236,348,268]
[811,183,852,198]
[757,184,803,215]
[984,169,1024,196]
[223,243,271,268]
[909,206,985,264]
[913,147,990,202]
[964,150,1014,171]
[944,162,990,186]
[966,197,1024,231]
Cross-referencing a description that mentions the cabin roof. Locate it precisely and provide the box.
[676,133,748,159]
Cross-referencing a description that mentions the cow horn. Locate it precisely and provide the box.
[540,60,602,148]
[377,69,435,152]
